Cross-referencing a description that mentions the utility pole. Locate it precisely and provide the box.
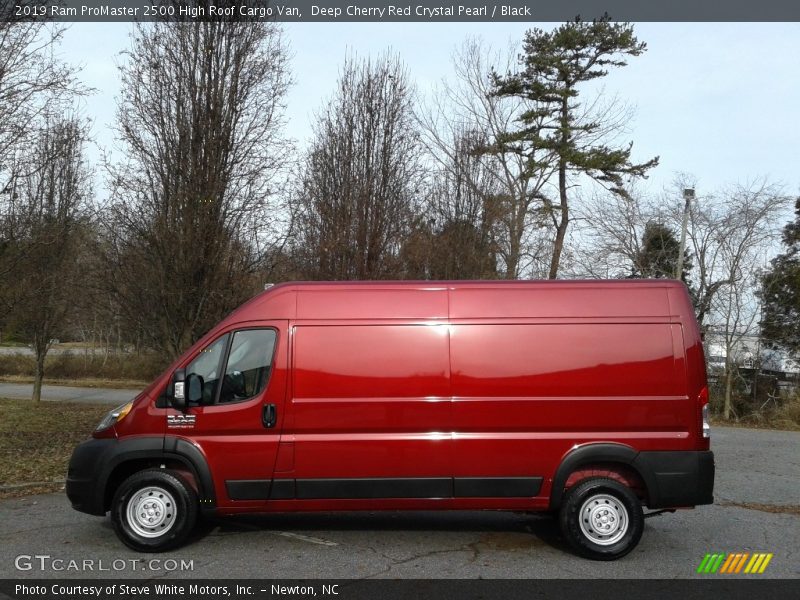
[676,187,695,279]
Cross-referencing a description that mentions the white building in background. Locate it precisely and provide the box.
[703,331,800,377]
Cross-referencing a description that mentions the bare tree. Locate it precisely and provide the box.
[402,129,499,279]
[417,37,556,279]
[296,53,420,280]
[578,177,788,419]
[685,181,789,418]
[574,185,656,278]
[4,117,92,402]
[652,177,788,333]
[104,21,292,357]
[0,18,86,289]
[713,276,762,420]
[575,185,690,281]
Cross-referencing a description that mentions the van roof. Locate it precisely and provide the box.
[261,279,686,290]
[228,279,689,322]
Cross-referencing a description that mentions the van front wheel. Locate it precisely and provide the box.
[558,477,643,560]
[111,469,198,552]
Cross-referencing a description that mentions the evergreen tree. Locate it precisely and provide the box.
[633,221,692,282]
[491,18,658,278]
[760,197,800,354]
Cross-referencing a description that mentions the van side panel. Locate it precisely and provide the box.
[449,286,670,319]
[450,321,693,491]
[297,289,448,320]
[668,285,710,450]
[289,323,452,481]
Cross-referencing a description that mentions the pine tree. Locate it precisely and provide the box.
[760,197,800,354]
[634,222,692,282]
[491,18,658,278]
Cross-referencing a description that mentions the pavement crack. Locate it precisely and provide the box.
[358,543,478,579]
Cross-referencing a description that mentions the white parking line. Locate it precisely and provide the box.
[273,531,339,546]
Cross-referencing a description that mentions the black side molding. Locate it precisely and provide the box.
[227,480,272,501]
[454,477,542,498]
[235,477,544,501]
[296,477,451,499]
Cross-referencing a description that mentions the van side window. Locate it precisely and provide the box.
[218,329,277,404]
[185,334,229,405]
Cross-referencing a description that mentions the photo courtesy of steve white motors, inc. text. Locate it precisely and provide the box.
[13,583,337,598]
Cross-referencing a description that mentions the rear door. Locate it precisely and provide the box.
[449,321,684,499]
[165,321,288,506]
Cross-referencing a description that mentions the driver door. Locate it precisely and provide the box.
[165,321,288,506]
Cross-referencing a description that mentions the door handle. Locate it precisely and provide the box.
[262,404,277,428]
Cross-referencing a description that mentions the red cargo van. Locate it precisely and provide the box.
[67,280,713,560]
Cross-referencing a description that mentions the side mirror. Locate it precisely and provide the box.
[171,368,187,411]
[186,373,203,404]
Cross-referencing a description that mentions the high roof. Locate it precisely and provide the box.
[226,279,687,323]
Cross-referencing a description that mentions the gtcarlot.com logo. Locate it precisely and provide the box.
[697,552,773,574]
[15,554,194,572]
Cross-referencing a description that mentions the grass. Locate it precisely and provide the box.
[709,395,800,432]
[0,351,166,383]
[708,388,800,432]
[0,397,109,498]
[711,417,800,432]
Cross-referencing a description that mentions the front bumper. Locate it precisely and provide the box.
[66,438,117,516]
[634,450,715,508]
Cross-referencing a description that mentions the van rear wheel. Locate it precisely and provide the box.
[111,469,197,552]
[558,477,643,560]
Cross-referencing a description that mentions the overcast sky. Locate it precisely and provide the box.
[62,22,800,200]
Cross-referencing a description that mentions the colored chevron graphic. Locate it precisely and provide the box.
[696,552,773,574]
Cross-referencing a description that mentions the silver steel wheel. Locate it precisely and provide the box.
[578,493,629,546]
[126,486,177,539]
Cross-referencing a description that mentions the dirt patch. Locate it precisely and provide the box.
[718,501,800,516]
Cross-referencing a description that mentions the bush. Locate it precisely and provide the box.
[723,390,800,431]
[773,396,800,430]
[0,351,167,383]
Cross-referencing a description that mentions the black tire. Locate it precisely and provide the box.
[111,469,198,552]
[558,477,644,560]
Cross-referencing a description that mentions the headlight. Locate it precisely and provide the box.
[95,401,133,432]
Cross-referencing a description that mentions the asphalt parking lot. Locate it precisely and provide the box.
[0,427,797,579]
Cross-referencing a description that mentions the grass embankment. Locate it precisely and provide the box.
[0,398,109,498]
[0,351,164,389]
[709,396,800,432]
